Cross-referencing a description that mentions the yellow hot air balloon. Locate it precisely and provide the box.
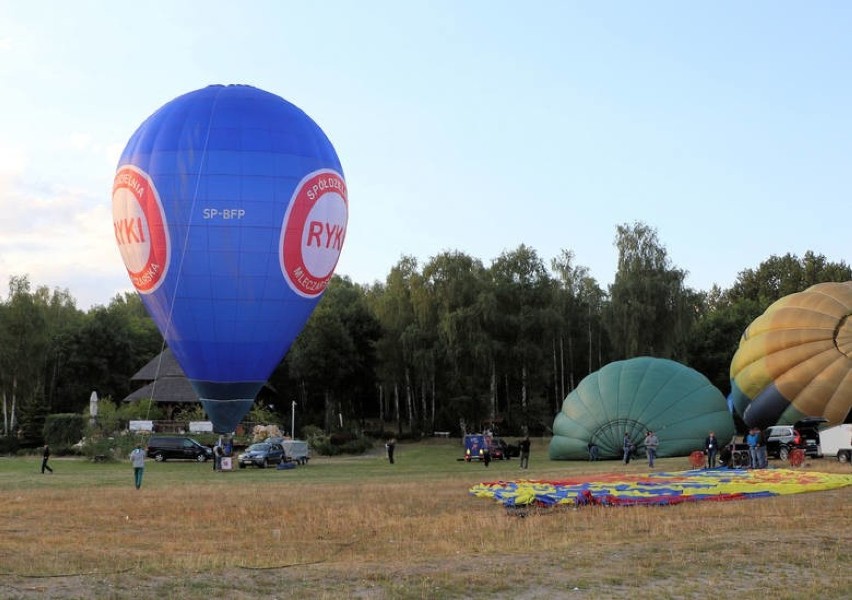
[729,281,852,428]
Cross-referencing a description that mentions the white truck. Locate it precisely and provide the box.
[820,423,852,463]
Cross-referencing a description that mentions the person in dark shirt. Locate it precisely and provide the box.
[41,444,53,474]
[704,431,720,468]
[518,437,531,469]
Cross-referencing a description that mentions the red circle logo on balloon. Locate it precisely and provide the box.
[111,165,170,294]
[280,169,348,298]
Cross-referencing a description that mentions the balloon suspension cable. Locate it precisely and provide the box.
[145,89,222,423]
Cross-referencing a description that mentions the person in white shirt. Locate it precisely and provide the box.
[129,444,146,489]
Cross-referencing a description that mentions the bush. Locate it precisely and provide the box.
[310,433,373,457]
[310,436,339,456]
[80,432,148,462]
[0,435,20,455]
[119,398,164,422]
[363,429,397,440]
[44,414,85,447]
[340,437,373,454]
[248,405,279,427]
[330,431,357,446]
[301,424,324,441]
[172,404,207,422]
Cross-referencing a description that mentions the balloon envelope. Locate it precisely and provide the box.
[550,357,734,460]
[112,85,347,432]
[729,281,852,429]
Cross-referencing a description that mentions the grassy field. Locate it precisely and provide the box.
[0,438,849,599]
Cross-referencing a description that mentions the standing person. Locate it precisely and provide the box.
[213,439,223,471]
[644,430,659,468]
[129,444,146,489]
[41,444,53,474]
[746,427,760,469]
[588,441,599,461]
[755,428,768,469]
[518,437,531,469]
[385,438,396,464]
[623,433,634,464]
[705,431,719,468]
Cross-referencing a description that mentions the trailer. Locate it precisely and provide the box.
[262,437,311,465]
[820,423,852,463]
[279,440,311,465]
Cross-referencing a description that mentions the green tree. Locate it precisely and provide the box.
[685,251,850,399]
[488,244,559,432]
[605,222,697,360]
[52,296,161,414]
[725,251,851,306]
[421,251,489,432]
[550,249,605,398]
[0,276,63,441]
[367,257,419,434]
[683,291,762,394]
[288,276,369,431]
[318,276,381,427]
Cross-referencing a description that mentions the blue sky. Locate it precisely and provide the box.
[1,1,849,309]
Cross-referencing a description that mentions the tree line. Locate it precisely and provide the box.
[1,221,848,444]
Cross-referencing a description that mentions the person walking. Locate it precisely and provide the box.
[129,444,146,489]
[41,444,53,474]
[704,431,720,468]
[482,446,491,467]
[385,438,396,464]
[623,433,634,464]
[644,430,659,468]
[518,437,531,469]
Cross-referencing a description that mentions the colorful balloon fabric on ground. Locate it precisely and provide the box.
[470,469,852,508]
[729,281,852,429]
[112,85,347,433]
[549,357,735,460]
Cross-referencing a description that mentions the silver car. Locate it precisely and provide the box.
[237,442,286,468]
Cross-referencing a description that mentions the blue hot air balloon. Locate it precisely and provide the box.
[112,85,347,433]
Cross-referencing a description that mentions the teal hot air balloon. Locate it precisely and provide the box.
[550,357,734,460]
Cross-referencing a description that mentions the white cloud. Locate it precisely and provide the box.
[0,176,130,308]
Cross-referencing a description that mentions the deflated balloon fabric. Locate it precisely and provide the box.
[470,469,852,508]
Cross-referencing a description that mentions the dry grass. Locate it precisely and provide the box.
[0,443,849,599]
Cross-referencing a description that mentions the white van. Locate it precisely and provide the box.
[820,423,852,462]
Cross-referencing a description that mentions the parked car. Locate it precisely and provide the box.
[463,434,510,461]
[764,417,827,460]
[237,442,286,468]
[146,435,213,462]
[490,438,512,460]
[264,437,311,465]
[504,440,522,458]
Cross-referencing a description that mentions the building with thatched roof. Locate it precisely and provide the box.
[123,348,279,421]
[123,349,200,418]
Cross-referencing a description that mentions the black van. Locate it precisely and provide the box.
[146,436,213,462]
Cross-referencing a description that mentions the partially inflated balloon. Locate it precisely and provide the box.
[549,357,734,460]
[729,281,852,429]
[112,85,347,432]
